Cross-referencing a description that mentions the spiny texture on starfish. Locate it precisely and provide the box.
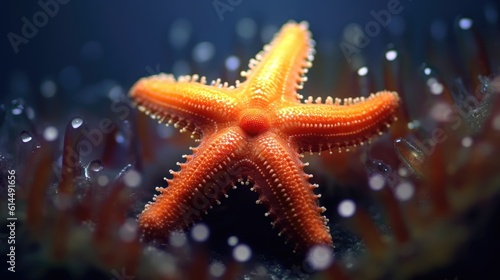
[130,21,400,252]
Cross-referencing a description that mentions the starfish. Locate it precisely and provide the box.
[130,21,399,252]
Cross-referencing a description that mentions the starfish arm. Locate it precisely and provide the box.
[130,73,239,136]
[240,21,314,105]
[138,127,246,240]
[242,133,332,252]
[275,91,400,153]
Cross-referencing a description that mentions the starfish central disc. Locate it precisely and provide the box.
[238,109,270,136]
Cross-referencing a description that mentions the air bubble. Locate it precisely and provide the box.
[114,131,125,144]
[236,18,257,39]
[227,236,238,246]
[306,245,334,271]
[118,219,138,242]
[423,67,432,76]
[192,42,215,63]
[209,262,225,277]
[260,24,278,42]
[191,223,210,242]
[11,104,24,115]
[492,115,500,130]
[461,136,473,147]
[338,199,356,218]
[43,126,58,141]
[40,80,57,98]
[394,182,415,201]
[368,174,385,191]
[385,50,398,61]
[233,244,251,262]
[225,56,240,71]
[170,231,187,247]
[97,175,109,186]
[172,60,191,76]
[357,66,369,76]
[458,17,473,30]
[123,169,141,188]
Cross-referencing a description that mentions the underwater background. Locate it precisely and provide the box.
[1,0,500,279]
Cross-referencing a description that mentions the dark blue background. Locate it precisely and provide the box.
[1,0,498,104]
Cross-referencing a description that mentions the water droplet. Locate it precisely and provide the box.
[88,159,103,172]
[233,244,251,262]
[20,131,33,143]
[338,199,356,218]
[71,117,83,129]
[191,223,210,242]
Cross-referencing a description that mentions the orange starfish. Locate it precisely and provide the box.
[130,21,399,252]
